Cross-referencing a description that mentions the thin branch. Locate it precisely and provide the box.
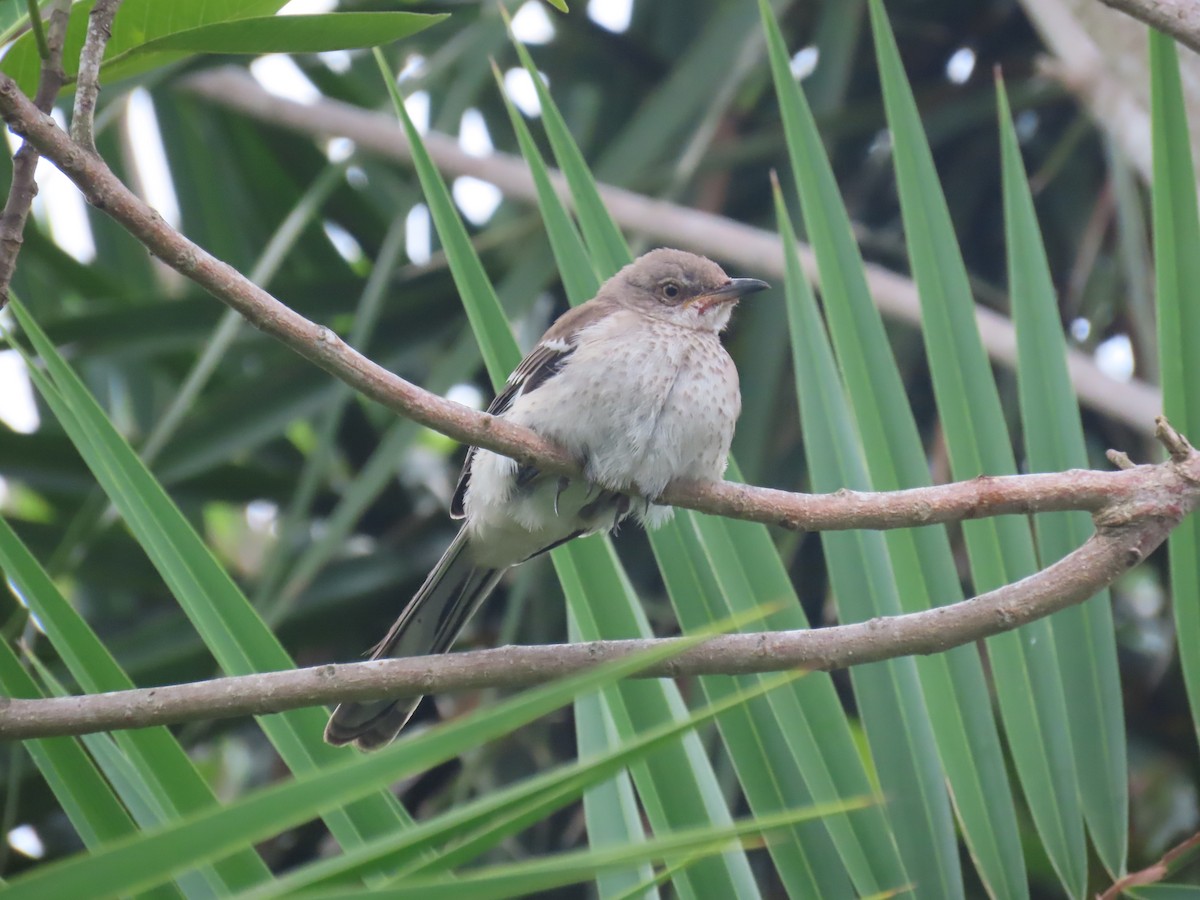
[0,0,70,309]
[1096,0,1200,56]
[179,67,1161,436]
[71,0,124,152]
[1,473,1191,739]
[1098,830,1200,899]
[0,73,1189,537]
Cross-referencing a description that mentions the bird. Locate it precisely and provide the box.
[324,248,769,749]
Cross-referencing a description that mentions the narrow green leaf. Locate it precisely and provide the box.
[868,1,1085,893]
[331,803,873,900]
[0,644,139,853]
[377,48,761,899]
[1,629,716,900]
[1149,30,1200,757]
[505,20,630,275]
[495,50,909,894]
[998,76,1127,875]
[0,515,270,894]
[758,3,1027,895]
[3,299,412,852]
[775,186,961,898]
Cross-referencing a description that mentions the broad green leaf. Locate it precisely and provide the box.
[997,77,1127,875]
[1150,31,1200,756]
[3,0,285,96]
[99,13,448,88]
[869,2,1086,894]
[758,3,1027,895]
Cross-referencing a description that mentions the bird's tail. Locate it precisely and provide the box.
[324,527,503,751]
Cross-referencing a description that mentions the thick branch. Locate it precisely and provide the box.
[179,67,1160,435]
[0,493,1187,740]
[71,0,124,152]
[1096,0,1200,55]
[0,0,70,308]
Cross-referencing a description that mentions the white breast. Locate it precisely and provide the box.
[463,309,739,565]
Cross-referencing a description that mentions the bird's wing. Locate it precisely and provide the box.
[449,336,577,518]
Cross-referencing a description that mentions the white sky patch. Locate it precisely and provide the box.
[945,46,976,85]
[279,0,337,13]
[346,165,367,188]
[503,67,545,118]
[458,108,493,158]
[447,382,484,410]
[1070,317,1091,342]
[325,136,355,163]
[7,825,44,860]
[125,89,181,229]
[588,0,633,33]
[322,220,363,265]
[405,90,430,136]
[0,350,39,433]
[790,46,819,81]
[511,1,556,44]
[245,499,278,534]
[398,54,427,83]
[1015,109,1039,143]
[319,49,352,74]
[250,54,320,105]
[406,203,431,264]
[15,110,96,263]
[452,177,502,226]
[1095,333,1134,382]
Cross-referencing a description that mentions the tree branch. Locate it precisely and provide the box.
[71,0,123,152]
[179,67,1160,436]
[0,0,70,309]
[0,49,1198,743]
[0,69,1187,533]
[1096,0,1200,55]
[2,453,1192,739]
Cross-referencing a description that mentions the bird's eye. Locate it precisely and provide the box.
[661,281,681,300]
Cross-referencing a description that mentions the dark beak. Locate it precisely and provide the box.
[691,277,770,312]
[713,277,770,300]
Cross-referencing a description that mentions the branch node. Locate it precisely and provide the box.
[1155,415,1193,462]
[1106,448,1135,470]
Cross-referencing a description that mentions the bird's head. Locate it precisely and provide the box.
[610,248,769,332]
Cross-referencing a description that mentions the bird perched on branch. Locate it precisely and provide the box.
[325,248,769,749]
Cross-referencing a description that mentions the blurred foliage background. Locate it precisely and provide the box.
[1,0,1197,895]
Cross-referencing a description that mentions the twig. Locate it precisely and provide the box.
[1,456,1192,740]
[0,0,70,309]
[178,67,1161,436]
[1097,830,1200,899]
[71,0,124,152]
[1096,0,1200,56]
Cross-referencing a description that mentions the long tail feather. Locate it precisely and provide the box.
[324,528,502,750]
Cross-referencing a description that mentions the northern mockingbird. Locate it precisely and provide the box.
[325,248,768,749]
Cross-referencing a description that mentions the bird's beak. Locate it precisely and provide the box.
[690,277,770,313]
